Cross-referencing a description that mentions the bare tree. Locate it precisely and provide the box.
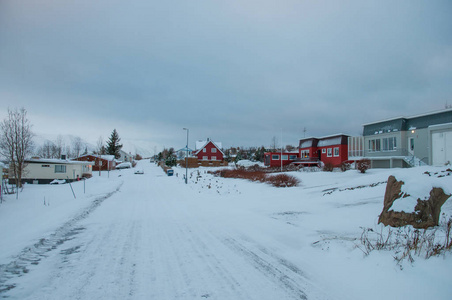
[50,143,59,158]
[72,136,83,158]
[55,135,64,158]
[270,136,278,151]
[38,141,55,158]
[65,145,72,158]
[0,108,34,189]
[96,136,105,155]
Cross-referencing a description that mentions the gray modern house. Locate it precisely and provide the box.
[349,108,452,168]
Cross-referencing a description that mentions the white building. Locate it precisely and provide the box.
[10,158,92,184]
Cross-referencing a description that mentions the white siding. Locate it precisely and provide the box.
[432,131,452,166]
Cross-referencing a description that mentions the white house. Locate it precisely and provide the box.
[118,150,133,163]
[10,158,92,184]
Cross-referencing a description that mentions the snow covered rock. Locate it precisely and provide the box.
[378,175,451,229]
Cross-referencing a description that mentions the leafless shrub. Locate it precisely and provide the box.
[356,159,371,173]
[340,162,351,172]
[322,162,334,172]
[210,168,300,187]
[266,174,300,187]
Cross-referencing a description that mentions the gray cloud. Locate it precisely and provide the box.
[1,0,451,151]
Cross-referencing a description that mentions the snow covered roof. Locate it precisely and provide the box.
[299,134,349,148]
[99,155,115,161]
[196,139,222,150]
[77,154,115,161]
[362,108,452,126]
[26,158,92,165]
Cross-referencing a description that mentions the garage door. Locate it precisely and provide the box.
[432,131,452,166]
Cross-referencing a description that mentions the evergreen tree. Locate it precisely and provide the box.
[106,129,123,159]
[225,149,232,163]
[253,146,266,162]
[165,148,177,167]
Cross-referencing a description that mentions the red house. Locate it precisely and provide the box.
[264,152,299,167]
[298,134,349,166]
[193,139,224,162]
[74,155,116,171]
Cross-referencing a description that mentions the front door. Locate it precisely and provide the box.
[408,138,415,156]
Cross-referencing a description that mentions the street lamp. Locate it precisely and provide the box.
[183,128,189,184]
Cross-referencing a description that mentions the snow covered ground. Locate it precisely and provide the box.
[1,161,451,299]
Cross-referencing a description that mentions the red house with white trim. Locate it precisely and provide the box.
[73,154,116,171]
[193,139,224,162]
[298,134,349,166]
[264,152,299,167]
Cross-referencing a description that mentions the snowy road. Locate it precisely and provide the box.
[3,163,329,300]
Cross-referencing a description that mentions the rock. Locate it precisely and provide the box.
[378,176,451,229]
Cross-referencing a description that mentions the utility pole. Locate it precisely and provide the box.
[281,129,283,172]
[183,128,189,184]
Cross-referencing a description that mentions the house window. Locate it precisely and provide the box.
[369,139,381,152]
[55,165,66,173]
[282,155,288,160]
[301,150,309,158]
[212,148,217,153]
[272,155,280,160]
[203,148,207,153]
[322,149,326,154]
[289,155,297,160]
[382,137,397,151]
[327,148,332,157]
[202,156,208,160]
[334,147,339,157]
[41,165,50,168]
[212,156,217,161]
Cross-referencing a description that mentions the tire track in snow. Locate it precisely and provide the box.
[153,198,316,300]
[154,211,253,300]
[0,182,123,296]
[223,238,331,300]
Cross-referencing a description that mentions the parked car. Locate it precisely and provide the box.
[134,169,144,175]
[116,162,132,169]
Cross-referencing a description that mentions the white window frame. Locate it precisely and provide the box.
[327,148,332,157]
[334,147,339,157]
[203,148,207,153]
[281,155,288,160]
[272,155,280,160]
[382,137,397,152]
[289,155,297,160]
[369,139,381,152]
[211,148,217,153]
[322,149,326,154]
[55,165,66,173]
[202,156,208,160]
[301,150,309,158]
[211,156,216,161]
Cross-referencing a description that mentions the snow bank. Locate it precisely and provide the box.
[390,167,452,214]
[235,160,264,168]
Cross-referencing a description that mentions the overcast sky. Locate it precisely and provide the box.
[1,0,451,154]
